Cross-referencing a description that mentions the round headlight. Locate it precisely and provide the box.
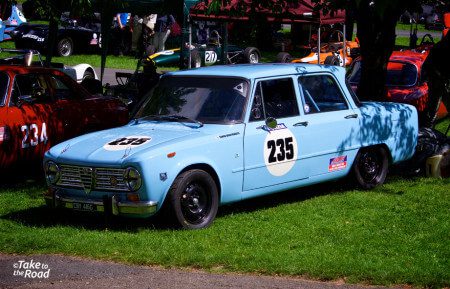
[45,161,60,184]
[124,167,142,191]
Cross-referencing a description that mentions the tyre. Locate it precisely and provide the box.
[184,50,201,68]
[276,52,292,63]
[244,47,260,64]
[82,70,95,80]
[352,146,388,189]
[167,169,219,229]
[57,37,74,57]
[324,55,340,66]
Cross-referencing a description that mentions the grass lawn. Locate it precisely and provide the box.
[0,119,449,288]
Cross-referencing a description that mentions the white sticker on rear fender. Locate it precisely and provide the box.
[103,136,151,151]
[263,125,298,176]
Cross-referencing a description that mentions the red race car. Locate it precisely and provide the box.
[0,65,129,170]
[347,50,448,121]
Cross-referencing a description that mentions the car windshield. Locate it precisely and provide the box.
[134,76,249,125]
[347,60,418,87]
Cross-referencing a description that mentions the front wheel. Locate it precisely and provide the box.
[353,146,388,189]
[57,37,74,57]
[167,169,219,229]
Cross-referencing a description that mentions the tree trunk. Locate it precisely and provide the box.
[356,0,400,101]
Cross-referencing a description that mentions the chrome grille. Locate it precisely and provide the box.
[57,165,129,192]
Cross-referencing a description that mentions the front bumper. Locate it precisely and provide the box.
[44,189,158,217]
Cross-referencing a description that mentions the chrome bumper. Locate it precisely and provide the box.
[44,191,157,217]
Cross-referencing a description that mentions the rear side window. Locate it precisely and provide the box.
[0,72,8,106]
[298,75,348,114]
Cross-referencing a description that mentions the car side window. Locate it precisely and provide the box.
[298,75,348,114]
[48,75,74,100]
[0,72,8,106]
[249,78,299,121]
[10,74,51,106]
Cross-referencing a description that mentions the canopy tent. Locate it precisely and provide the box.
[189,0,345,24]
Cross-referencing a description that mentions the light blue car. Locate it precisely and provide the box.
[43,64,418,229]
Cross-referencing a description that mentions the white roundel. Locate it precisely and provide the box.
[263,128,298,176]
[103,136,151,151]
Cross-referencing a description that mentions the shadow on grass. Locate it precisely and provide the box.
[1,178,357,232]
[2,172,418,232]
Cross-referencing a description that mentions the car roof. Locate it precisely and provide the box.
[166,63,346,79]
[0,65,64,75]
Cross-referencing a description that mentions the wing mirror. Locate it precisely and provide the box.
[265,117,277,129]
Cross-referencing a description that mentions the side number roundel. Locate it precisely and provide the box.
[263,128,298,176]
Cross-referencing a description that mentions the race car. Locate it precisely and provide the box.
[276,30,360,67]
[0,4,27,42]
[9,13,101,57]
[147,31,261,68]
[0,48,98,83]
[347,50,448,120]
[43,63,418,229]
[0,64,129,171]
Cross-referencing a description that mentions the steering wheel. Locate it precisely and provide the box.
[420,34,434,46]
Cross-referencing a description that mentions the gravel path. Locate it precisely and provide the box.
[0,253,398,289]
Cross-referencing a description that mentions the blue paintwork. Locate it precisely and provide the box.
[44,63,419,216]
[0,5,26,42]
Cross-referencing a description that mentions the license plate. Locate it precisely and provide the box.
[72,202,96,212]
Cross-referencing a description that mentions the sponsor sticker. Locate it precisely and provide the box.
[329,155,347,172]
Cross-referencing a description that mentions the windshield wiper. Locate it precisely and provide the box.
[142,115,203,127]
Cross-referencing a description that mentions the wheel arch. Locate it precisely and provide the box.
[356,143,393,164]
[178,163,222,200]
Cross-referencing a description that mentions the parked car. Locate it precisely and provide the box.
[276,30,360,67]
[0,65,129,170]
[0,4,27,42]
[10,13,102,57]
[0,48,98,82]
[43,63,418,229]
[346,50,448,120]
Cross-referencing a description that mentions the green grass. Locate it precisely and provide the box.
[0,173,449,288]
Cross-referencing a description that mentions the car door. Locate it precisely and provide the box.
[295,73,360,177]
[46,73,86,140]
[243,77,308,191]
[4,72,60,165]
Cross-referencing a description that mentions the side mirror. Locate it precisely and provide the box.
[265,117,277,129]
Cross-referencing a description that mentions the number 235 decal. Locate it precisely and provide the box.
[21,123,48,149]
[263,128,298,177]
[103,136,151,151]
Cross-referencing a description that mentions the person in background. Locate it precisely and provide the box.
[153,14,174,52]
[116,12,131,55]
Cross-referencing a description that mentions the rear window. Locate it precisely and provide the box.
[347,60,418,87]
[0,72,9,106]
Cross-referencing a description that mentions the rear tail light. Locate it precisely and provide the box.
[0,126,10,143]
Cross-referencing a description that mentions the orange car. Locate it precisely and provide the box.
[276,30,360,67]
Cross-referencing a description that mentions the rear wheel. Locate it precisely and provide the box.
[57,37,74,57]
[276,52,293,63]
[167,169,218,229]
[244,47,260,64]
[353,146,388,189]
[324,55,340,66]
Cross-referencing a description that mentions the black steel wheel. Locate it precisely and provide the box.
[57,37,74,57]
[276,52,292,63]
[324,55,341,66]
[353,146,388,189]
[168,169,218,229]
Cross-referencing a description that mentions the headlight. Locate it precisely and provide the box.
[45,161,60,184]
[123,167,142,191]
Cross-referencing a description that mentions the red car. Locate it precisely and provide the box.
[0,65,129,170]
[347,50,448,120]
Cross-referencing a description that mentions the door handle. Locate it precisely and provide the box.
[294,121,308,127]
[345,114,358,119]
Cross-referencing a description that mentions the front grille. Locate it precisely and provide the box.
[57,165,129,192]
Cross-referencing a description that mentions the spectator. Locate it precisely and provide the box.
[153,14,174,52]
[115,12,131,55]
